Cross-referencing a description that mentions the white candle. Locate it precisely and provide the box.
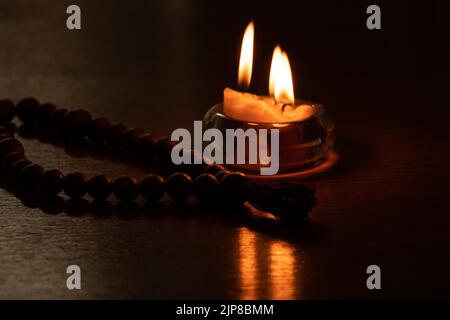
[223,88,313,123]
[223,22,314,124]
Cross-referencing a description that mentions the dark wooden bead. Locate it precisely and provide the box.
[63,172,88,198]
[20,164,44,191]
[62,109,93,137]
[166,172,194,202]
[48,108,68,131]
[105,123,127,150]
[0,99,16,124]
[39,169,64,196]
[140,134,157,162]
[35,103,56,127]
[16,97,39,124]
[0,138,24,158]
[88,175,113,201]
[219,172,249,206]
[140,174,166,202]
[0,136,13,142]
[120,128,143,155]
[2,152,26,173]
[204,164,226,175]
[87,117,110,144]
[113,176,139,202]
[0,133,13,142]
[194,173,219,202]
[215,170,231,181]
[10,159,32,184]
[9,159,32,178]
[0,127,13,141]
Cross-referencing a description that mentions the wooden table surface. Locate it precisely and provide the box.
[0,0,448,299]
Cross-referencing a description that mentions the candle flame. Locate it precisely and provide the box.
[269,46,282,98]
[269,46,295,105]
[238,21,254,89]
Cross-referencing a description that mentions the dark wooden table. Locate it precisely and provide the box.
[0,0,448,299]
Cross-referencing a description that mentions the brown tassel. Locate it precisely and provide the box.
[247,180,317,222]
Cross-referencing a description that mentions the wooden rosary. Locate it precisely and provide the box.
[0,97,316,222]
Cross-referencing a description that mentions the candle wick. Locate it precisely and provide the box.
[238,82,249,92]
[281,103,292,112]
[273,96,293,112]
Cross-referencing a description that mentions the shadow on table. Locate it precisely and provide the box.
[305,134,375,183]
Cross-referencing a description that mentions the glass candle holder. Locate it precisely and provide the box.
[202,101,335,174]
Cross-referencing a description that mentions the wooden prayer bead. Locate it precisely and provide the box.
[63,172,88,198]
[194,173,219,202]
[39,169,64,196]
[16,97,39,124]
[166,172,193,202]
[140,174,166,202]
[0,99,15,124]
[87,175,113,201]
[113,176,139,201]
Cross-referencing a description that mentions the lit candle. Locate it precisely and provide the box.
[223,22,313,124]
[204,21,335,174]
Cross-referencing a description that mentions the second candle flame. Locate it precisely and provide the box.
[238,21,254,89]
[269,46,295,105]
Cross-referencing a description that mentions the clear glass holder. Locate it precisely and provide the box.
[202,101,335,175]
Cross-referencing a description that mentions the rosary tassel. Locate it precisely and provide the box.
[246,180,317,222]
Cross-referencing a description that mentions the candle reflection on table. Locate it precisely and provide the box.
[269,240,296,299]
[238,227,258,299]
[237,227,299,299]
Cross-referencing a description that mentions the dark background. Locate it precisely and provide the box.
[0,0,448,299]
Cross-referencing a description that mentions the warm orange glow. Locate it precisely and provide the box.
[238,21,254,89]
[237,226,299,299]
[269,46,295,105]
[238,227,258,299]
[269,240,296,299]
